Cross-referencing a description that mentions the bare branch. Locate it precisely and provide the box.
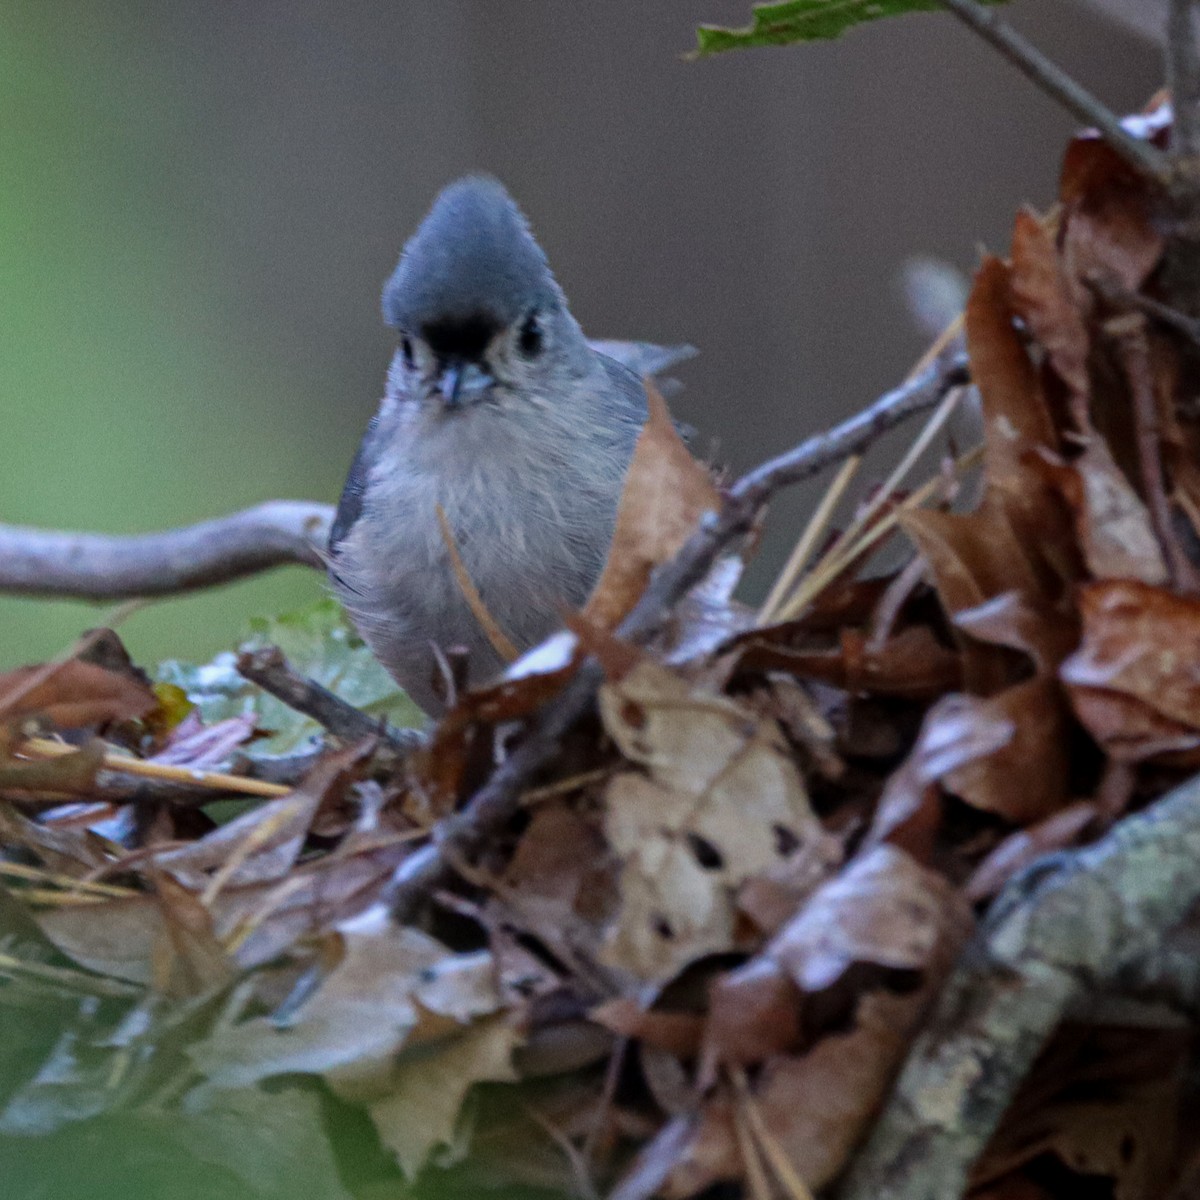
[837,768,1200,1200]
[236,645,424,755]
[1169,0,1200,160]
[0,501,333,601]
[937,0,1169,184]
[385,352,970,921]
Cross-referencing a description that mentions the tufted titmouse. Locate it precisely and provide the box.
[328,176,692,714]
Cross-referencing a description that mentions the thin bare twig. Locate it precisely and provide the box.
[385,353,970,921]
[837,768,1200,1200]
[1170,0,1200,161]
[235,646,424,755]
[0,501,333,601]
[937,0,1169,184]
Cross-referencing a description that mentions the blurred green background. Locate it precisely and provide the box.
[0,0,1159,677]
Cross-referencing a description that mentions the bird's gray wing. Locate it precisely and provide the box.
[587,340,696,397]
[593,350,697,446]
[329,412,385,559]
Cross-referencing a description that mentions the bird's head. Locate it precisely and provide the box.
[382,176,589,413]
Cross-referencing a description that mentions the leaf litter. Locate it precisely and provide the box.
[1,96,1199,1200]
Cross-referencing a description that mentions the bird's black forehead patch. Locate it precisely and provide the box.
[422,312,501,362]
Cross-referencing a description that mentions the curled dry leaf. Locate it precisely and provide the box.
[0,660,156,729]
[1059,118,1166,300]
[869,676,1071,844]
[666,847,972,1196]
[734,625,963,701]
[1009,207,1090,405]
[1038,441,1168,586]
[905,255,1079,694]
[1061,580,1200,760]
[597,661,823,981]
[584,384,720,629]
[964,801,1099,903]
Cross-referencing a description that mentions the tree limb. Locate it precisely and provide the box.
[837,768,1200,1200]
[1169,0,1200,161]
[236,645,424,755]
[0,502,333,601]
[937,0,1169,184]
[385,352,970,921]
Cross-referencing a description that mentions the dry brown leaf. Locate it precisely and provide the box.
[1009,207,1090,403]
[150,870,236,999]
[590,997,706,1058]
[584,384,720,629]
[968,255,1060,490]
[1059,124,1166,298]
[1037,440,1168,586]
[953,591,1079,676]
[1061,580,1200,756]
[675,948,971,1195]
[667,847,972,1194]
[0,660,155,730]
[35,892,163,985]
[597,661,822,981]
[735,626,962,701]
[758,843,972,993]
[964,801,1098,903]
[902,497,1077,694]
[870,677,1071,835]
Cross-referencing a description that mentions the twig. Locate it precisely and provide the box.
[0,501,333,600]
[385,353,970,921]
[837,768,1200,1200]
[235,646,425,755]
[1170,0,1200,161]
[936,0,1169,185]
[20,736,291,798]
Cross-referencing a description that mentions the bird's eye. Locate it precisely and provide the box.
[400,336,415,368]
[517,312,543,359]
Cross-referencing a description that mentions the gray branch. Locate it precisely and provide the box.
[0,502,333,601]
[938,0,1169,184]
[1169,0,1200,161]
[838,769,1200,1200]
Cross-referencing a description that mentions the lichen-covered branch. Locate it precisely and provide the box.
[838,769,1200,1200]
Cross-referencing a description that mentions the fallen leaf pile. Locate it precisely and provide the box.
[3,100,1200,1200]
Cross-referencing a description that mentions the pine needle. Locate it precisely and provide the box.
[435,502,520,663]
[758,454,863,626]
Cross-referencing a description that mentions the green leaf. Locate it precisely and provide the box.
[695,0,1007,54]
[157,598,422,758]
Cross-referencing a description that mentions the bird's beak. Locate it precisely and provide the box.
[437,361,492,409]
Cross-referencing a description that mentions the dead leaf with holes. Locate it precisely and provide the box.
[189,906,505,1099]
[596,660,823,982]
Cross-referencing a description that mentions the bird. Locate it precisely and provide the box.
[328,176,693,715]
